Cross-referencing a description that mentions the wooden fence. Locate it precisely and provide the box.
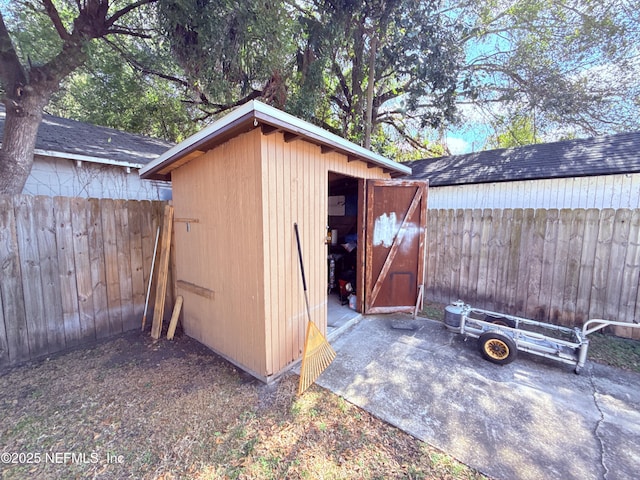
[426,208,640,339]
[0,195,169,367]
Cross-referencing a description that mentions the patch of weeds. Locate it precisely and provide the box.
[587,333,640,373]
[420,301,445,321]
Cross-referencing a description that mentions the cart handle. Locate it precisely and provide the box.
[582,318,640,337]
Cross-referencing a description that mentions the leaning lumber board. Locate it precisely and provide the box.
[167,295,183,340]
[151,205,174,340]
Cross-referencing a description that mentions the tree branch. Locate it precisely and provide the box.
[106,0,158,29]
[41,0,71,41]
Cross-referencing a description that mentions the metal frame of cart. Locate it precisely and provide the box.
[444,301,640,374]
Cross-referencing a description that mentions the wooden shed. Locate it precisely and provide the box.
[140,101,428,382]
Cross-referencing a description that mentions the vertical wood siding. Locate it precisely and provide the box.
[426,208,640,339]
[260,132,391,376]
[428,173,640,210]
[171,129,267,377]
[0,195,165,367]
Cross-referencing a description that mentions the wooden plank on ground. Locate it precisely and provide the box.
[101,198,122,335]
[0,196,29,365]
[54,196,81,347]
[15,195,48,356]
[151,205,174,340]
[167,295,183,340]
[88,199,109,339]
[34,196,65,353]
[71,198,96,341]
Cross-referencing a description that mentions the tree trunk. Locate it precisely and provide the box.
[364,35,378,150]
[0,99,47,194]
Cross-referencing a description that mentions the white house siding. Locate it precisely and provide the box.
[23,155,171,200]
[427,173,640,210]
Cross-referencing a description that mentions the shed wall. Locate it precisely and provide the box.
[260,132,392,376]
[428,173,640,210]
[171,129,267,377]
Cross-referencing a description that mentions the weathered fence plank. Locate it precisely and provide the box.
[115,200,135,331]
[71,197,96,342]
[620,210,640,338]
[128,200,146,325]
[88,198,110,339]
[424,207,640,338]
[34,196,66,352]
[101,198,122,335]
[0,195,166,367]
[0,197,29,365]
[54,196,82,347]
[15,195,48,356]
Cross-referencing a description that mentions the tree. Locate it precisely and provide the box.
[0,0,158,195]
[287,0,466,150]
[456,0,640,142]
[487,115,541,149]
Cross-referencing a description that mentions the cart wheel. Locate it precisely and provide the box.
[574,366,581,375]
[485,314,516,328]
[478,332,518,365]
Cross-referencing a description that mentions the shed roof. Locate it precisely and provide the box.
[0,104,174,168]
[139,100,411,180]
[406,131,640,187]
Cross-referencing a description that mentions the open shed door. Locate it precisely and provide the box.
[363,179,428,314]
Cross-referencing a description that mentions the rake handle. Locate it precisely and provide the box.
[293,223,308,292]
[294,223,312,324]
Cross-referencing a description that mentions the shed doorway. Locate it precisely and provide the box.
[327,172,362,337]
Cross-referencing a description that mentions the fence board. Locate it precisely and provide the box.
[459,209,473,302]
[88,199,110,339]
[15,195,48,355]
[515,209,535,316]
[504,208,522,312]
[467,209,483,305]
[561,209,583,325]
[34,196,65,352]
[590,209,615,319]
[620,210,640,333]
[71,198,96,341]
[54,197,81,347]
[607,210,631,336]
[101,199,122,335]
[115,200,135,331]
[0,197,29,364]
[0,195,166,366]
[540,209,559,322]
[128,200,146,324]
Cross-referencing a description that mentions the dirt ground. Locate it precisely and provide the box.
[0,329,485,480]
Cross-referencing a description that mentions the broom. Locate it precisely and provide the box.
[294,223,337,395]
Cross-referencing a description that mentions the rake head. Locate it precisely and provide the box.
[298,321,337,395]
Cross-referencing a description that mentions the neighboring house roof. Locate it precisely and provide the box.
[0,104,174,169]
[140,100,411,180]
[406,131,640,187]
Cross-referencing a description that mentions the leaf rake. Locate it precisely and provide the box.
[294,223,336,395]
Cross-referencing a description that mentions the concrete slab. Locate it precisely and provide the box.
[315,315,640,480]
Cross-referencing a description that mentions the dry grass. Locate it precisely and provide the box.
[0,331,485,480]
